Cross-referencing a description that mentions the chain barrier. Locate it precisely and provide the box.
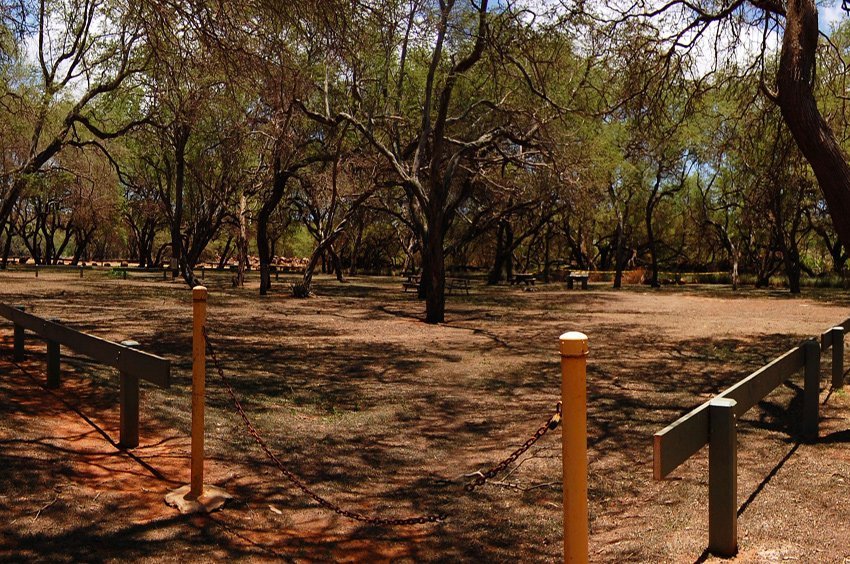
[204,327,446,526]
[202,326,561,525]
[464,402,561,492]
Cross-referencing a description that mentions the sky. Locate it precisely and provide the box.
[820,2,847,32]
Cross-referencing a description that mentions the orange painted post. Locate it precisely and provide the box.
[190,285,207,499]
[165,285,231,513]
[560,331,589,564]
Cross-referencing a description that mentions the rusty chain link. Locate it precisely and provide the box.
[203,326,561,525]
[204,327,446,526]
[464,402,561,492]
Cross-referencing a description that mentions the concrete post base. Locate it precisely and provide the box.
[165,484,232,514]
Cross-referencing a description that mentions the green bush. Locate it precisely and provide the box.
[290,281,312,298]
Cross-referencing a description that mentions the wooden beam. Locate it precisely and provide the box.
[654,346,804,479]
[821,328,833,351]
[719,346,804,414]
[0,303,170,387]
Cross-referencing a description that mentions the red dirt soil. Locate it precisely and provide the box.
[2,271,850,562]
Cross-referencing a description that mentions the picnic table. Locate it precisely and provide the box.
[402,274,420,292]
[447,278,471,295]
[510,273,536,286]
[567,270,590,289]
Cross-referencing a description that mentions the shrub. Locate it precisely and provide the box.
[290,281,312,298]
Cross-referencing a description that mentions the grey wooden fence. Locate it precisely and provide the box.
[0,303,171,448]
[653,318,850,557]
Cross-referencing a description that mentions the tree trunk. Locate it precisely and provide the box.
[613,222,626,289]
[348,219,364,276]
[71,230,92,265]
[258,162,288,295]
[542,223,552,283]
[731,245,740,291]
[487,221,506,285]
[303,247,322,288]
[169,124,198,287]
[1,226,12,269]
[303,237,347,289]
[829,242,847,274]
[422,219,446,324]
[777,0,850,250]
[784,247,802,293]
[646,201,660,288]
[0,177,27,247]
[329,246,345,282]
[217,234,233,269]
[504,223,514,281]
[236,192,249,288]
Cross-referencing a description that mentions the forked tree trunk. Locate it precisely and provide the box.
[258,163,287,295]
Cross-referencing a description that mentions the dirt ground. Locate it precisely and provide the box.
[1,269,850,563]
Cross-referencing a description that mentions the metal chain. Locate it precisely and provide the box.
[203,326,562,523]
[203,327,447,526]
[464,402,561,492]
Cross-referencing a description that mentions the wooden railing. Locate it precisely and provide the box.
[0,303,171,448]
[654,317,849,557]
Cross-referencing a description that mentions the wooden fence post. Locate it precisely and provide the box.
[46,318,61,389]
[803,339,820,442]
[832,327,844,389]
[560,331,589,564]
[119,340,140,448]
[13,305,25,361]
[708,398,738,557]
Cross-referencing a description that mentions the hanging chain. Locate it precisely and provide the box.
[464,402,561,492]
[203,327,447,526]
[203,326,562,523]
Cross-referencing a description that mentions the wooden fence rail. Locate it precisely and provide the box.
[654,317,850,557]
[0,303,171,448]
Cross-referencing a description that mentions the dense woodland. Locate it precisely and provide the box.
[3,0,850,321]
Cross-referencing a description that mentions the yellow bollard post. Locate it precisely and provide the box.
[165,285,231,513]
[560,331,589,564]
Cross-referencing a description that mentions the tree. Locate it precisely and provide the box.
[0,0,145,242]
[600,0,850,253]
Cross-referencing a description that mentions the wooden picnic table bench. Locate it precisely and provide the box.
[567,270,590,289]
[402,274,420,292]
[510,273,536,286]
[447,277,471,295]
